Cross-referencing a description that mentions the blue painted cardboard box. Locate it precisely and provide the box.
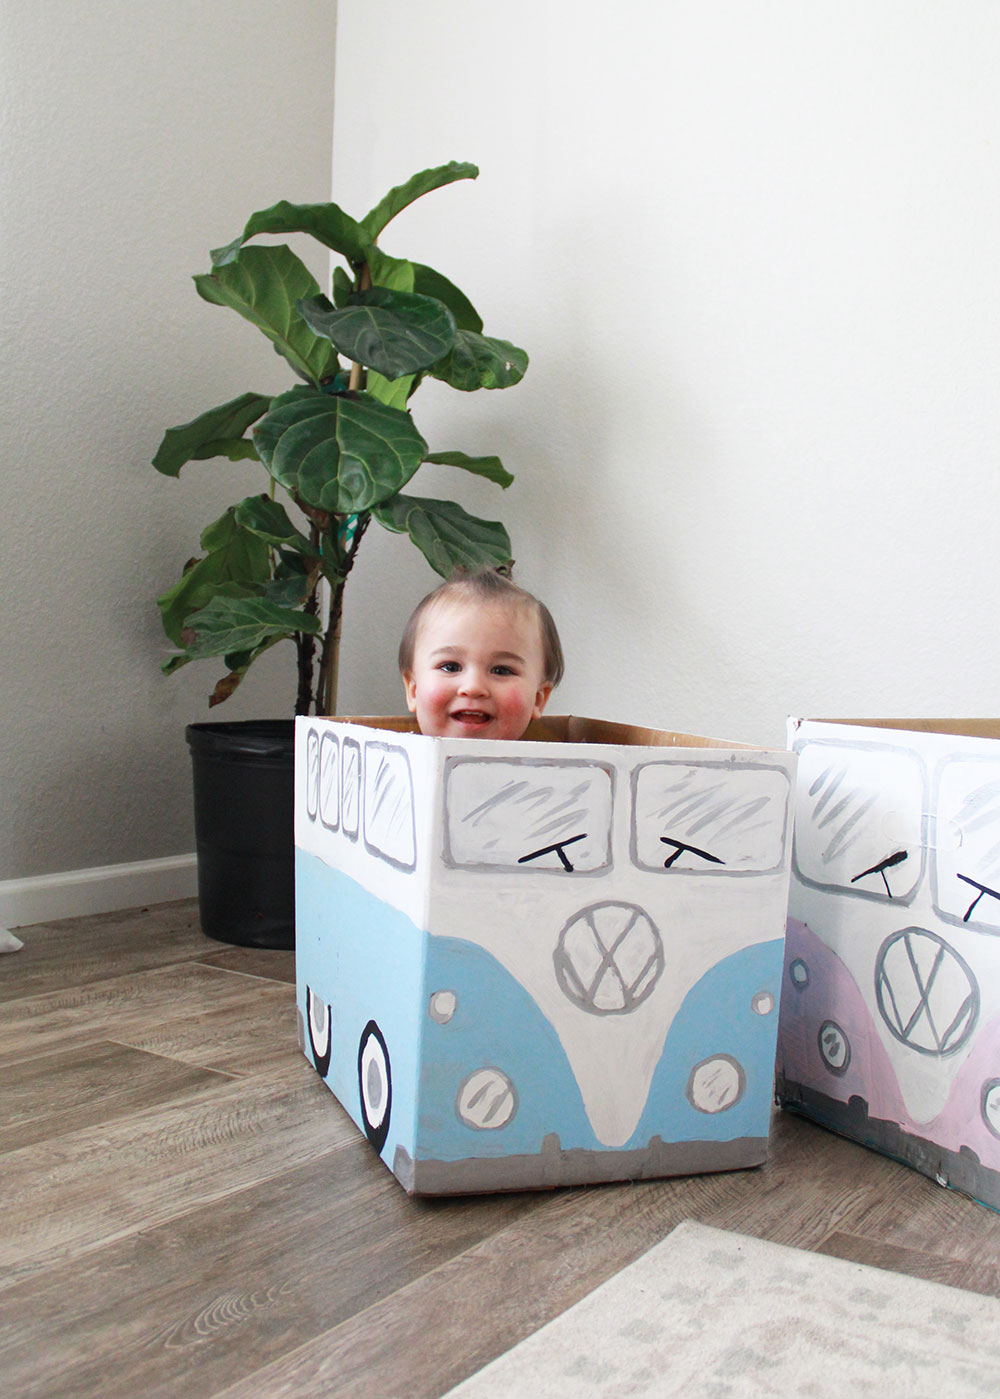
[777,717,1000,1211]
[295,715,796,1195]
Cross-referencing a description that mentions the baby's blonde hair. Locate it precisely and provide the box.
[398,568,564,686]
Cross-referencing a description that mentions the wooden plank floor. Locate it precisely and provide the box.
[3,900,1000,1398]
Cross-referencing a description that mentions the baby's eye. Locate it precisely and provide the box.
[491,664,517,676]
[437,661,461,673]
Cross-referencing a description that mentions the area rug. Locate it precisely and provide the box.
[444,1220,1000,1397]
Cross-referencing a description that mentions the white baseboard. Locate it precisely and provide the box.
[0,854,198,930]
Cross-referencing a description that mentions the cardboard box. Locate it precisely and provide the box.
[295,715,796,1195]
[777,717,1000,1211]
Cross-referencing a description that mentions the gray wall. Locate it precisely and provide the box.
[0,0,337,880]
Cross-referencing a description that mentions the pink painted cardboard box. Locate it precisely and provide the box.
[777,717,1000,1211]
[296,714,796,1194]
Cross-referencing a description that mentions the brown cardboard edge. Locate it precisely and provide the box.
[804,717,1000,741]
[329,714,766,751]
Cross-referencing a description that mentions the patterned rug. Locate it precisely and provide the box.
[445,1220,1000,1397]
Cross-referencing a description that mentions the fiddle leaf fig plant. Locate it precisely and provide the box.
[154,161,525,714]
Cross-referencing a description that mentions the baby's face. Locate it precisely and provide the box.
[403,597,552,740]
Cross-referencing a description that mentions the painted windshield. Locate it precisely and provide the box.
[632,761,790,874]
[934,757,1000,932]
[444,758,613,872]
[792,741,924,899]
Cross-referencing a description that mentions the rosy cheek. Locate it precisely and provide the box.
[420,674,455,709]
[494,686,532,720]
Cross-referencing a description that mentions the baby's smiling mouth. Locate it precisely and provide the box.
[450,709,493,725]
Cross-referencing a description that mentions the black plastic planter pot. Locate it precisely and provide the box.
[186,720,295,949]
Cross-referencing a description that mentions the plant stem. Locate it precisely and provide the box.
[316,513,371,716]
[294,524,323,714]
[318,581,344,717]
[348,263,372,392]
[295,629,316,715]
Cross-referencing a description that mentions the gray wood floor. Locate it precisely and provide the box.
[3,900,1000,1398]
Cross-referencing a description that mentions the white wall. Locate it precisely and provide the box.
[0,0,337,882]
[331,1,1000,750]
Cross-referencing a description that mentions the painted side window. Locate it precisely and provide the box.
[363,742,416,871]
[341,738,361,841]
[319,731,339,831]
[305,727,320,821]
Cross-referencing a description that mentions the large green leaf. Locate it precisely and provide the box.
[233,494,315,555]
[424,451,513,489]
[180,589,321,659]
[264,573,315,608]
[411,263,483,333]
[297,289,457,380]
[373,493,512,577]
[366,246,415,293]
[361,162,478,242]
[156,509,271,645]
[152,392,271,476]
[207,438,260,463]
[430,331,528,392]
[332,265,355,307]
[211,200,370,268]
[366,370,415,410]
[255,388,428,513]
[194,245,340,385]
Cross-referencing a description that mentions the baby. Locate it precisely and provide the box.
[399,569,564,740]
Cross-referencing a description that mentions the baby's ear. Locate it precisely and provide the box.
[533,681,554,719]
[402,671,418,713]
